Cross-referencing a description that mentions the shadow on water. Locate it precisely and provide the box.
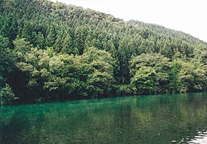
[1,107,46,144]
[1,110,31,144]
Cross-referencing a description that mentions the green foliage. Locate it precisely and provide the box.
[117,84,134,96]
[86,71,114,98]
[0,84,18,106]
[194,44,207,64]
[13,38,33,59]
[128,20,206,46]
[177,60,207,93]
[81,47,115,97]
[0,36,15,79]
[15,39,115,101]
[131,66,157,94]
[168,60,181,93]
[130,53,171,94]
[1,0,207,104]
[0,35,17,105]
[1,0,16,10]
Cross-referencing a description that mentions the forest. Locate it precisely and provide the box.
[1,0,207,106]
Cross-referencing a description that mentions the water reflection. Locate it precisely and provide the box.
[1,93,207,144]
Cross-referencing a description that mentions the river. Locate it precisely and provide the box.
[1,93,207,144]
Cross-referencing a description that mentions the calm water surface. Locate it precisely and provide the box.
[1,93,207,144]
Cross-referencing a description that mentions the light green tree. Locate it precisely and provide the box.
[130,53,171,94]
[178,59,207,93]
[131,66,157,94]
[0,84,17,106]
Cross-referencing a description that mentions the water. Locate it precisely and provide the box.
[1,93,207,144]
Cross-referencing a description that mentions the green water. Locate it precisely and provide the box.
[1,93,207,144]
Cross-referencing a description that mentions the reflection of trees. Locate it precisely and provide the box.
[128,93,207,143]
[1,110,31,144]
[1,93,207,143]
[113,103,132,144]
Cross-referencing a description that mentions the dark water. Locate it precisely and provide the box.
[1,93,207,144]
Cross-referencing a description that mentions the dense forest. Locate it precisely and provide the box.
[1,0,207,106]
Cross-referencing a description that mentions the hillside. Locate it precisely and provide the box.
[128,20,206,46]
[1,0,207,105]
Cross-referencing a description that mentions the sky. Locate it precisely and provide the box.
[50,0,207,43]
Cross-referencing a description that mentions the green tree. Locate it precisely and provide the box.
[36,32,45,49]
[0,84,17,106]
[62,33,75,54]
[178,60,207,93]
[82,47,116,98]
[0,35,17,105]
[131,66,157,94]
[45,24,57,47]
[130,53,171,94]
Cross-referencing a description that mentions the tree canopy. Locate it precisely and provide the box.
[0,0,207,105]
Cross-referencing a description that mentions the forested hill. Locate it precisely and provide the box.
[1,0,207,106]
[128,20,206,46]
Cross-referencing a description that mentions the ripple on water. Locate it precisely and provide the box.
[188,131,207,144]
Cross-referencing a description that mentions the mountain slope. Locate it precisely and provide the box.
[128,20,206,46]
[1,0,207,105]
